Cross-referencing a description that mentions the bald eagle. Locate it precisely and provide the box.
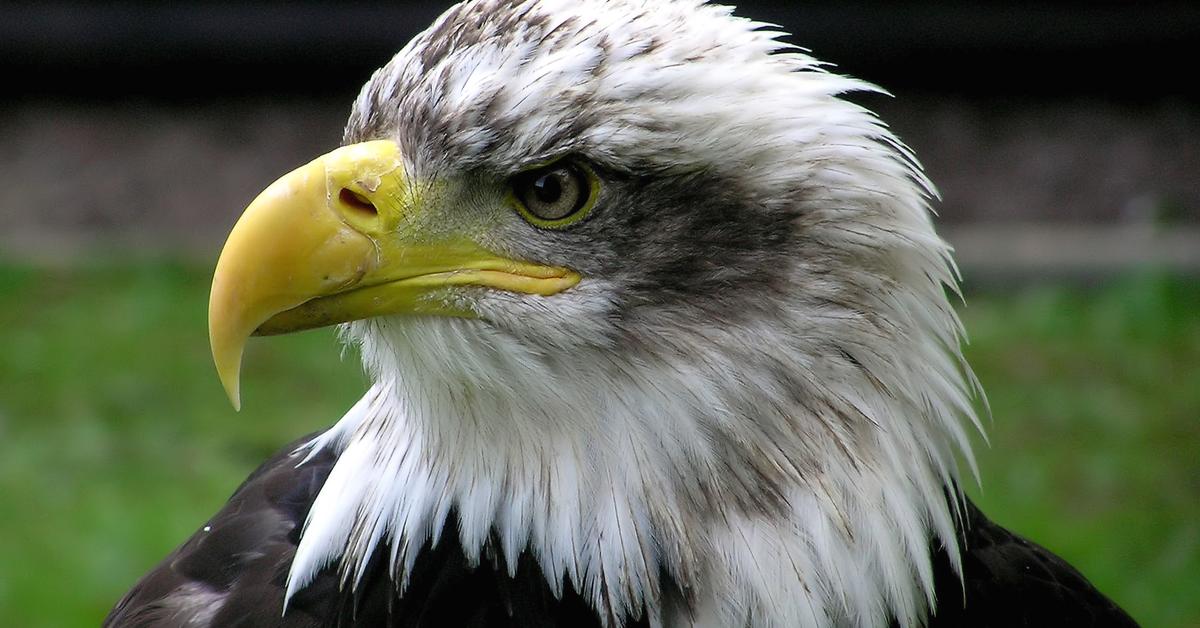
[106,1,1136,627]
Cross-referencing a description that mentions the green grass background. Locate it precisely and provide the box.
[0,262,1196,627]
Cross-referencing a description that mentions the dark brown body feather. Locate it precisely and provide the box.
[106,434,1137,628]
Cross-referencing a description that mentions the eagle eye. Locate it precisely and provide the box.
[509,161,598,228]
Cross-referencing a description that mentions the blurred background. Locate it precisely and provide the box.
[1,1,1197,626]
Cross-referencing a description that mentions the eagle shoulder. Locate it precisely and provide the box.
[927,498,1139,627]
[104,433,339,628]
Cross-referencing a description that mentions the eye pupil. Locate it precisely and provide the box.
[533,173,563,204]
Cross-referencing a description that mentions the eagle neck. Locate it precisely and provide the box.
[287,311,978,628]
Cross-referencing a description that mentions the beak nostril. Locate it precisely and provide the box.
[338,188,378,218]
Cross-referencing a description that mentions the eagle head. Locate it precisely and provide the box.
[207,1,981,625]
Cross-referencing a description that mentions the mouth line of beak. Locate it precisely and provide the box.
[253,265,580,336]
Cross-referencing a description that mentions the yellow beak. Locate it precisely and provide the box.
[208,140,579,409]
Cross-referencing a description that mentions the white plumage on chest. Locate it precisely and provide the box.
[289,302,975,628]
